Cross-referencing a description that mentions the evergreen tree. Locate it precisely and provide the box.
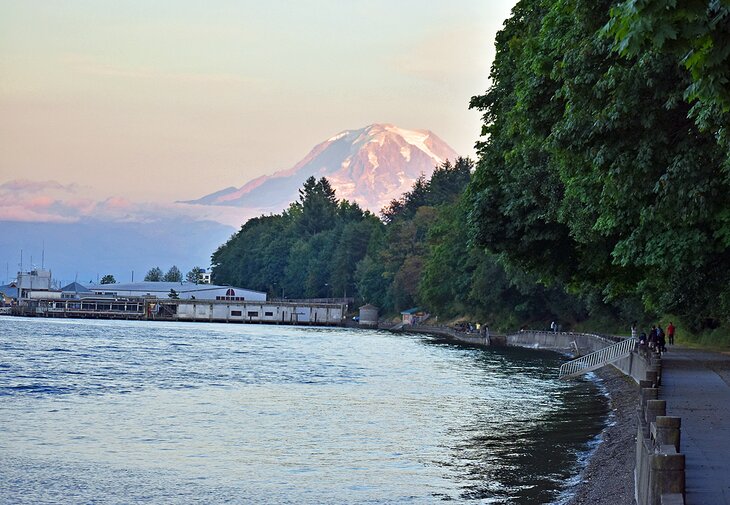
[163,266,182,283]
[186,266,204,284]
[144,267,163,282]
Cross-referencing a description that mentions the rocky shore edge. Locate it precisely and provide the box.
[565,365,639,505]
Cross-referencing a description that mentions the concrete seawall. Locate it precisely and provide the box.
[397,325,490,346]
[504,330,652,385]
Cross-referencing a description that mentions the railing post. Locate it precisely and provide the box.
[646,370,659,388]
[653,416,681,453]
[649,452,685,504]
[645,400,666,425]
[648,364,662,386]
[641,387,659,409]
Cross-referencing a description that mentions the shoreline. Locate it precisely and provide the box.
[390,326,641,504]
[564,365,638,505]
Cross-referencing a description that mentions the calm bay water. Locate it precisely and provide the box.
[0,317,608,504]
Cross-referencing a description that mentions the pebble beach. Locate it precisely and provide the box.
[566,366,639,505]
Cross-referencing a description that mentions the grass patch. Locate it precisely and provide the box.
[675,327,730,351]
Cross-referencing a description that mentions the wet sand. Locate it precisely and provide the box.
[566,366,638,505]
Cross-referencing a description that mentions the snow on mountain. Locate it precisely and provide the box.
[184,123,459,214]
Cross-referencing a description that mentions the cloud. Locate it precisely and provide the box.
[0,205,77,223]
[0,179,89,222]
[0,178,257,228]
[0,179,76,194]
[26,196,55,209]
[99,196,132,210]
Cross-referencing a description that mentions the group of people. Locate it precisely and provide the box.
[453,322,490,338]
[631,321,676,354]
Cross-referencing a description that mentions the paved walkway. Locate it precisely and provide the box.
[660,347,730,505]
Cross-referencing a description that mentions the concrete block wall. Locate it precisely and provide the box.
[612,349,652,384]
[634,356,686,505]
[504,330,617,355]
[504,330,652,385]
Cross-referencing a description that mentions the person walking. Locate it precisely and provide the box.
[648,325,657,350]
[667,322,675,345]
[631,321,637,339]
[657,325,667,353]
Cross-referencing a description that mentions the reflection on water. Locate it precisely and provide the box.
[0,318,607,504]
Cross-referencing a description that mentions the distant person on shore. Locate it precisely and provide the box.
[648,325,657,350]
[656,325,667,353]
[667,322,675,345]
[631,321,637,339]
[550,321,556,333]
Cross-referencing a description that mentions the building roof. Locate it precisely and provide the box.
[0,284,19,298]
[84,281,266,295]
[61,282,91,293]
[359,304,378,310]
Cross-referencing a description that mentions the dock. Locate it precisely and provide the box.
[10,297,348,326]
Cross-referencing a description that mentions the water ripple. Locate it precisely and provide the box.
[0,317,608,504]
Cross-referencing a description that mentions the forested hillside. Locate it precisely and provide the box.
[213,0,729,335]
[212,160,627,329]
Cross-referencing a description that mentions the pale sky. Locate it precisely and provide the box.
[0,0,517,204]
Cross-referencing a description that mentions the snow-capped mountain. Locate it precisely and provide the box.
[185,123,459,213]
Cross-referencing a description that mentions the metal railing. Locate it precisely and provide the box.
[559,337,637,379]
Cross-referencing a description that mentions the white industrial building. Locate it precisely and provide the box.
[174,300,341,324]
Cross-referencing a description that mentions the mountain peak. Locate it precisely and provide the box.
[185,124,459,213]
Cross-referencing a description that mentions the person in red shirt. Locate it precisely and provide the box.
[667,322,676,345]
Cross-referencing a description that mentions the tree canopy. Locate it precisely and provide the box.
[468,0,730,329]
[163,266,182,283]
[186,266,205,284]
[144,267,163,282]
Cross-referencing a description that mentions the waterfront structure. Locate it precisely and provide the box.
[16,297,345,325]
[0,282,18,302]
[0,283,17,309]
[358,304,378,327]
[400,307,429,325]
[17,269,54,300]
[174,299,342,324]
[7,277,349,326]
